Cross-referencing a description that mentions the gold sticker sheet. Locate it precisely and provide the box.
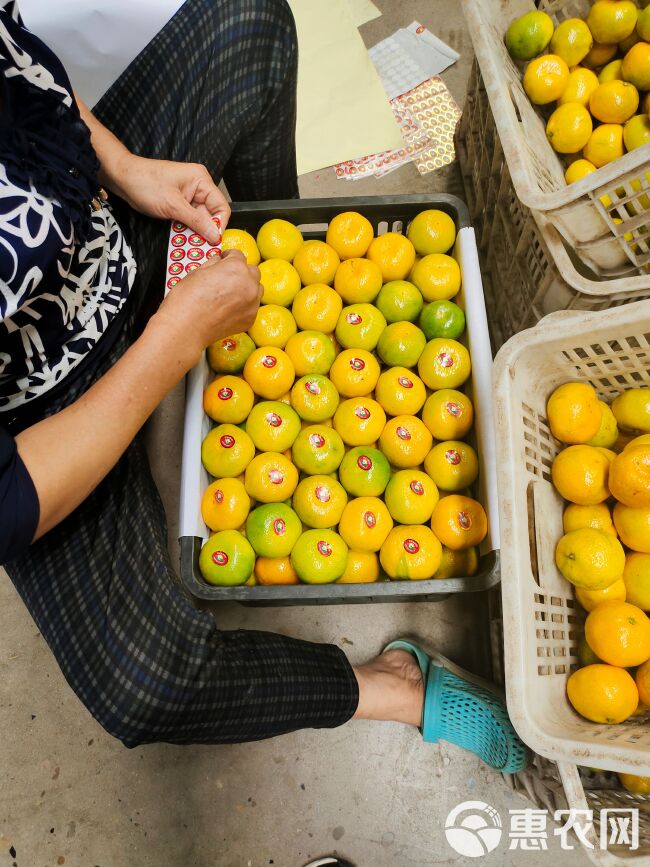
[335,75,461,180]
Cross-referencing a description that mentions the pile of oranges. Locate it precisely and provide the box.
[505,2,650,182]
[196,209,488,588]
[545,380,650,725]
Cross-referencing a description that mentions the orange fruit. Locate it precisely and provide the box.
[433,545,479,579]
[337,550,380,583]
[636,657,650,705]
[585,600,650,667]
[290,374,340,422]
[246,503,302,557]
[207,332,256,374]
[610,445,650,507]
[291,284,343,333]
[376,322,426,368]
[203,375,254,424]
[619,772,650,795]
[284,331,336,376]
[292,475,348,528]
[624,114,650,151]
[375,280,424,323]
[549,18,593,67]
[366,232,416,281]
[379,416,433,468]
[380,524,442,580]
[589,80,639,124]
[326,211,374,260]
[201,477,251,531]
[337,446,391,497]
[245,400,301,452]
[384,469,439,524]
[335,303,386,351]
[329,348,380,397]
[424,441,479,492]
[248,304,297,348]
[587,0,637,44]
[254,556,300,585]
[556,528,625,590]
[583,123,625,167]
[612,388,650,433]
[551,445,611,505]
[333,258,382,304]
[291,424,345,475]
[586,402,618,449]
[623,552,650,610]
[418,338,471,390]
[575,578,626,612]
[613,503,650,551]
[431,495,488,550]
[546,103,593,154]
[622,41,650,91]
[559,68,600,107]
[339,497,393,552]
[244,452,298,503]
[407,209,456,255]
[221,228,261,265]
[291,529,348,583]
[422,389,473,440]
[333,397,386,446]
[567,664,638,724]
[243,346,295,399]
[546,382,601,444]
[256,219,303,261]
[523,54,570,104]
[199,531,255,585]
[598,58,624,83]
[201,424,255,477]
[292,240,340,286]
[582,42,617,70]
[375,367,427,417]
[258,259,301,306]
[410,254,461,302]
[563,503,617,537]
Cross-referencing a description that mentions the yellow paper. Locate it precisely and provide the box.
[287,0,403,175]
[348,0,382,27]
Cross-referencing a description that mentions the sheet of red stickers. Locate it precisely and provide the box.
[165,215,222,293]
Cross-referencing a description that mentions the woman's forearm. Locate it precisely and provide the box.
[75,90,134,197]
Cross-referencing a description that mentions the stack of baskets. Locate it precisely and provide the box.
[458,0,650,859]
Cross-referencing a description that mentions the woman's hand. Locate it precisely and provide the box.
[112,154,230,245]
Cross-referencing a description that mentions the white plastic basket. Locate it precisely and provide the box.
[456,59,650,350]
[493,300,650,775]
[460,0,650,276]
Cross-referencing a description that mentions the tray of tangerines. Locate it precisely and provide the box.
[177,196,500,604]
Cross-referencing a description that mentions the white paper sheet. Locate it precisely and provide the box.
[369,21,460,100]
[348,0,382,28]
[19,0,184,107]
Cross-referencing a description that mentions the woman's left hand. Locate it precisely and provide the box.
[114,155,230,244]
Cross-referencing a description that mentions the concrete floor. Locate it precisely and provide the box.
[0,2,591,866]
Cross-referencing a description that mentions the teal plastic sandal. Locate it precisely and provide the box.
[383,639,529,774]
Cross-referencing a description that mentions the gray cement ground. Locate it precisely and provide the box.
[0,2,590,866]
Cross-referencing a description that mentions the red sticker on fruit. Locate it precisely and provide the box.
[355,406,371,420]
[268,469,284,485]
[305,380,321,395]
[220,435,235,448]
[357,455,372,471]
[212,550,228,566]
[410,480,424,496]
[398,376,413,389]
[458,510,472,530]
[223,339,237,351]
[309,433,326,448]
[317,540,332,556]
[214,489,224,504]
[350,357,365,371]
[364,511,376,528]
[218,387,233,401]
[262,355,277,368]
[437,351,454,368]
[346,312,362,325]
[445,449,461,465]
[403,538,420,554]
[273,518,286,536]
[266,412,282,427]
[315,485,330,503]
[396,425,411,440]
[446,401,462,417]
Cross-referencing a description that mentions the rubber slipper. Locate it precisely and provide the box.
[383,639,529,773]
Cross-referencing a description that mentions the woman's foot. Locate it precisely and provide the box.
[352,649,424,726]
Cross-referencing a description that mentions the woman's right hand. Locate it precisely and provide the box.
[154,249,262,362]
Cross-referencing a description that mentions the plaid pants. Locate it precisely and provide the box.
[4,0,359,748]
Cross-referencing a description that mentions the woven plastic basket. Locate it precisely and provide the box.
[493,300,650,775]
[460,0,650,277]
[456,59,650,350]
